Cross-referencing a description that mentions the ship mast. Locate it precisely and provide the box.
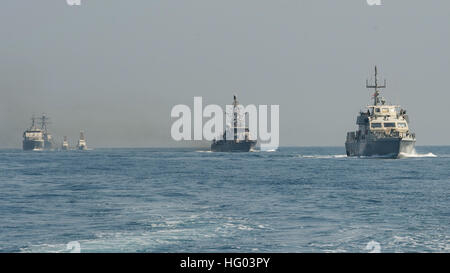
[233,95,238,141]
[39,113,50,133]
[366,66,386,106]
[30,115,37,129]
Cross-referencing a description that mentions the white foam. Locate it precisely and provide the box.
[398,151,437,159]
[259,147,277,152]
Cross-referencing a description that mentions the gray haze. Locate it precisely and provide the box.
[1,0,449,148]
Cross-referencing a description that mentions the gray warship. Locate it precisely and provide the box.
[345,66,416,157]
[40,114,54,150]
[62,136,69,150]
[22,114,54,151]
[77,131,87,150]
[23,116,44,151]
[211,96,257,152]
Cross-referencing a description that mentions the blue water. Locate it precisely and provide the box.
[0,146,448,253]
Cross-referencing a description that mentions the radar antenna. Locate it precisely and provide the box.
[366,66,387,106]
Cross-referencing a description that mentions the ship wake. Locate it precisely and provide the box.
[398,150,436,159]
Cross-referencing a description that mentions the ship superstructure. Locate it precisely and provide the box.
[211,95,257,152]
[345,66,416,157]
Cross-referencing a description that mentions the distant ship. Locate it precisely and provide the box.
[77,131,87,150]
[22,114,54,151]
[211,96,257,152]
[345,66,416,157]
[62,136,69,150]
[23,116,44,151]
[40,114,54,150]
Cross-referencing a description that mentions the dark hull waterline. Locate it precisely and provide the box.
[345,138,416,158]
[211,140,256,152]
[23,140,44,151]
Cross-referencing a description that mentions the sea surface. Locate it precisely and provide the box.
[0,146,448,253]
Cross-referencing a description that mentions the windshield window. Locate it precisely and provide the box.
[384,122,396,128]
[371,123,382,128]
[397,122,407,128]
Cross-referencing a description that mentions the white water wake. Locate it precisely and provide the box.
[398,151,437,158]
[261,149,277,152]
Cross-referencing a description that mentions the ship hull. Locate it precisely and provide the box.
[23,140,44,151]
[44,140,53,150]
[211,140,256,152]
[345,138,415,158]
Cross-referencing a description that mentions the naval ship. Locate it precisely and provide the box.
[39,114,54,150]
[22,114,54,151]
[23,116,44,151]
[345,66,416,157]
[77,131,87,150]
[211,96,257,152]
[62,136,69,150]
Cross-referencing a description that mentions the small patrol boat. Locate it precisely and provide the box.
[62,136,69,150]
[77,131,88,150]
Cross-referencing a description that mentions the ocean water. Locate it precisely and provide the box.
[0,146,448,253]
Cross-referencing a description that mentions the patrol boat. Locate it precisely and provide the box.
[77,131,87,150]
[23,116,44,151]
[62,136,69,150]
[345,66,416,157]
[211,96,257,152]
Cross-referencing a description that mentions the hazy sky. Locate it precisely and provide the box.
[1,0,449,148]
